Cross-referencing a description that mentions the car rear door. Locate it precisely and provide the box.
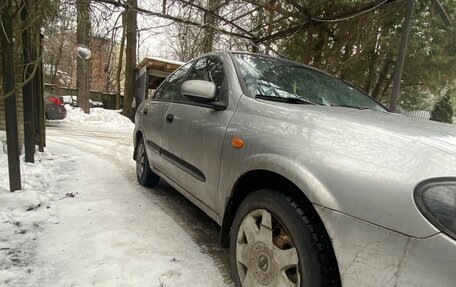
[142,62,193,174]
[164,56,233,210]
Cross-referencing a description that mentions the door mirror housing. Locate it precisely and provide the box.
[181,80,216,102]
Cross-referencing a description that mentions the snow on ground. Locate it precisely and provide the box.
[0,148,76,286]
[0,131,6,154]
[0,111,229,286]
[59,105,134,132]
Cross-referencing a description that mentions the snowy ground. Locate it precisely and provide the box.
[0,107,232,286]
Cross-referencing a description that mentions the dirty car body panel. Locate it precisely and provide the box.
[134,51,456,286]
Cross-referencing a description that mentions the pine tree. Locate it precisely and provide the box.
[430,93,454,124]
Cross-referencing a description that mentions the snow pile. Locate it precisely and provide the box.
[63,105,134,132]
[0,150,77,286]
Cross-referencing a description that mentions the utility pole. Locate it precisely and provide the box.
[1,1,22,192]
[389,0,451,112]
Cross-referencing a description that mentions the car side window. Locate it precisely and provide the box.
[184,56,225,102]
[155,62,192,101]
[153,80,168,99]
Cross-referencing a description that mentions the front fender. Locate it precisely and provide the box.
[218,152,341,213]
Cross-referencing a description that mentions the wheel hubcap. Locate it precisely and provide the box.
[258,254,268,271]
[136,143,145,178]
[250,242,275,284]
[236,209,300,286]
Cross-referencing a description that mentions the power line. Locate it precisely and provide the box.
[308,0,389,23]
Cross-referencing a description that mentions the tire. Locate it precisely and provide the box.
[230,190,340,287]
[136,138,160,187]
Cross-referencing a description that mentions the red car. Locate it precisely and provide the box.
[45,96,67,120]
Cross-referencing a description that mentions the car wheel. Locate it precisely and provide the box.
[136,138,160,187]
[230,190,339,287]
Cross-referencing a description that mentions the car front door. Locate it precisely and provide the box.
[164,56,233,211]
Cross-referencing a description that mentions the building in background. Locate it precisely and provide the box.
[43,33,121,94]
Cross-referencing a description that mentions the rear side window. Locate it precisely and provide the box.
[155,61,192,101]
[184,56,225,102]
[153,80,167,99]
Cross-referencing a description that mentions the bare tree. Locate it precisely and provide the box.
[203,0,220,53]
[76,0,91,114]
[116,11,126,110]
[122,0,137,121]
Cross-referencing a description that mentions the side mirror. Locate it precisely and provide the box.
[181,80,216,102]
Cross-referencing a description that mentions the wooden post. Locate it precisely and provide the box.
[34,33,45,152]
[1,1,22,191]
[21,0,35,163]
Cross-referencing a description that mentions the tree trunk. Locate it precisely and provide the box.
[363,48,378,94]
[380,75,394,103]
[372,60,393,100]
[203,0,220,53]
[304,23,313,64]
[76,0,91,114]
[339,43,353,79]
[312,28,326,68]
[105,13,123,94]
[116,12,126,110]
[122,0,137,121]
[50,30,65,85]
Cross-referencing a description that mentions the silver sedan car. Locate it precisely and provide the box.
[133,52,456,287]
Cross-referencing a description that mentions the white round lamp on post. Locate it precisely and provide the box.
[76,44,92,60]
[75,43,92,113]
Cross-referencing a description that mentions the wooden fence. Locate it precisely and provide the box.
[399,108,456,124]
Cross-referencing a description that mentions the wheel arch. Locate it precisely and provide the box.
[219,169,341,283]
[220,170,321,246]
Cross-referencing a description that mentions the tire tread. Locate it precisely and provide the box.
[136,139,160,188]
[279,192,341,287]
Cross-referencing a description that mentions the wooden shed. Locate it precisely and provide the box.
[135,57,184,105]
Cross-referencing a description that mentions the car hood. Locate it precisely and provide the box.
[314,107,456,154]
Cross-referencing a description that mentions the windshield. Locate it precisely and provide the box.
[233,53,387,112]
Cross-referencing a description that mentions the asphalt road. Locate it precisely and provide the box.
[46,122,233,285]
